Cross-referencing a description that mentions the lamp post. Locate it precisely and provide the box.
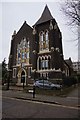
[33,69,36,98]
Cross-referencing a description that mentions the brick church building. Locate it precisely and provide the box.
[8,5,70,86]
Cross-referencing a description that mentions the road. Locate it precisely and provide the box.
[2,97,79,118]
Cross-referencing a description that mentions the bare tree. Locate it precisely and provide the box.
[61,0,80,61]
[61,0,80,26]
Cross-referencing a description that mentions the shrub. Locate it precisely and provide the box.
[63,76,77,87]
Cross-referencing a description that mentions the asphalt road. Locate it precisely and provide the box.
[2,97,79,118]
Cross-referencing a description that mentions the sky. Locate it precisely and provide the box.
[1,0,78,63]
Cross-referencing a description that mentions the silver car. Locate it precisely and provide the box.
[33,80,62,89]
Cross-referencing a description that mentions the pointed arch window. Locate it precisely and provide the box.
[39,30,49,52]
[45,30,48,41]
[16,38,30,65]
[39,31,44,51]
[37,55,51,70]
[45,30,49,50]
[40,32,44,42]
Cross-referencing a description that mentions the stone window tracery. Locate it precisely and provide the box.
[16,38,30,65]
[39,30,49,52]
[37,55,51,70]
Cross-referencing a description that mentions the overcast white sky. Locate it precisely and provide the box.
[1,0,78,63]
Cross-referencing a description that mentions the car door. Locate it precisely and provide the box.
[43,81,51,89]
[38,80,44,88]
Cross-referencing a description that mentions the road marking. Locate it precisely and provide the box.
[3,96,80,110]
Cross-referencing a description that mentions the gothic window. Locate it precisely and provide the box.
[39,30,49,52]
[41,60,45,69]
[41,60,48,69]
[45,31,48,41]
[39,31,44,51]
[26,41,30,59]
[22,52,25,59]
[26,52,29,59]
[16,38,30,65]
[45,30,49,50]
[38,55,51,70]
[40,32,44,42]
[45,60,48,68]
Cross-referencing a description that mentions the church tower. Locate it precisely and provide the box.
[32,5,64,83]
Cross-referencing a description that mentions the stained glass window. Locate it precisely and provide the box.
[17,38,30,65]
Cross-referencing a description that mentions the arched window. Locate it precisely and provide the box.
[39,30,49,52]
[22,52,25,59]
[45,60,48,69]
[40,32,43,42]
[16,38,30,65]
[45,30,48,41]
[39,31,44,51]
[26,51,29,59]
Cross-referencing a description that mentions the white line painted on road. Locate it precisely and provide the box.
[3,96,80,110]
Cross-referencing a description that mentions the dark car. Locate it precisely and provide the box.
[33,80,62,89]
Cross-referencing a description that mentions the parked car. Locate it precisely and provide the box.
[33,80,62,89]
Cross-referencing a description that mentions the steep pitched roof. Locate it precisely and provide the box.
[34,5,54,26]
[17,21,33,35]
[15,21,33,40]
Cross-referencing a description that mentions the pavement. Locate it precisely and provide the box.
[2,85,80,108]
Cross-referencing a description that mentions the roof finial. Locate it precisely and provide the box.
[12,30,16,40]
[13,30,16,35]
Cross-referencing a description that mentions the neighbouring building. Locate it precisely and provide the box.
[64,58,73,77]
[8,5,71,86]
[73,61,80,74]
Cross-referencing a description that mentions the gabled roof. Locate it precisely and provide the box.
[15,21,33,40]
[17,21,33,35]
[34,5,54,26]
[65,58,73,68]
